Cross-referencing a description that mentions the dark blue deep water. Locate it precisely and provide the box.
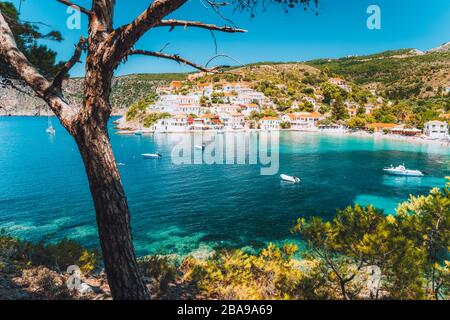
[0,117,449,256]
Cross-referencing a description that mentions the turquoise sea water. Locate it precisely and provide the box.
[0,117,449,256]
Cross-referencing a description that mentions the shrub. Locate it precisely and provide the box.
[142,112,171,128]
[138,255,177,294]
[280,121,291,129]
[126,92,159,120]
[0,234,98,275]
[181,244,303,300]
[22,267,71,299]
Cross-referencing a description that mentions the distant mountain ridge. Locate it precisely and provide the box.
[0,74,183,116]
[426,42,450,53]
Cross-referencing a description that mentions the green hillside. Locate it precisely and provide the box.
[306,49,450,99]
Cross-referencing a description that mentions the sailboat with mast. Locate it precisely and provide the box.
[46,116,55,135]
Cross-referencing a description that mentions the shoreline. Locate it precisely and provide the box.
[114,127,450,148]
[0,114,124,117]
[3,115,449,148]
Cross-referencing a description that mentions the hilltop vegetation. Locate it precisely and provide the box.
[307,49,450,100]
[192,63,374,111]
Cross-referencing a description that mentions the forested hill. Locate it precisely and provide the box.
[305,45,450,99]
[0,73,185,116]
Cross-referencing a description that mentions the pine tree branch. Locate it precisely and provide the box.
[128,49,225,73]
[55,0,93,16]
[52,37,86,90]
[157,19,247,33]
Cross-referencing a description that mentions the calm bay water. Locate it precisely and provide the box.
[0,116,449,256]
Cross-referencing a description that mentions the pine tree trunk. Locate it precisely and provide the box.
[73,119,149,300]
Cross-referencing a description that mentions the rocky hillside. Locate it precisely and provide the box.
[0,73,185,116]
[306,47,450,99]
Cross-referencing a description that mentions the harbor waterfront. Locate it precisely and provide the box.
[0,116,449,257]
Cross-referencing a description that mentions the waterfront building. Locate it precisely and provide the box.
[154,114,189,132]
[281,112,321,130]
[365,123,398,133]
[424,120,449,139]
[260,116,281,130]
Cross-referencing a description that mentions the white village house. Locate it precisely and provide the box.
[150,94,201,114]
[219,112,245,129]
[240,103,260,116]
[260,116,281,130]
[281,112,321,131]
[154,114,189,133]
[423,120,449,139]
[212,104,241,114]
[328,77,351,92]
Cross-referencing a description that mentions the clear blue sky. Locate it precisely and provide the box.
[9,0,450,76]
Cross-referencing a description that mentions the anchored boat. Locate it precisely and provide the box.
[46,116,55,135]
[142,153,162,159]
[280,174,301,183]
[195,144,206,151]
[383,164,424,177]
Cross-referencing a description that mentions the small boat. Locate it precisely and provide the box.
[142,153,162,159]
[280,174,301,183]
[383,164,424,177]
[134,130,142,136]
[195,144,206,151]
[46,116,55,135]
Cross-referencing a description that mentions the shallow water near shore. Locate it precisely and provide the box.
[0,116,449,257]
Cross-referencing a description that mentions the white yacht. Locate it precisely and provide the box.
[280,174,301,183]
[142,153,162,159]
[195,144,206,151]
[383,164,424,177]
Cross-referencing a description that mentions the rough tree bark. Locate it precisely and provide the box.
[74,123,149,299]
[0,0,245,299]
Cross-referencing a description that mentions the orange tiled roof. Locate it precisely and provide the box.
[170,80,183,88]
[297,112,321,118]
[284,113,297,120]
[196,82,212,88]
[200,114,220,119]
[365,123,398,129]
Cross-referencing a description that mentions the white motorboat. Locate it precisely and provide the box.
[280,174,301,183]
[383,164,424,177]
[142,153,162,159]
[46,126,56,135]
[46,116,55,135]
[195,144,206,151]
[134,130,142,136]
